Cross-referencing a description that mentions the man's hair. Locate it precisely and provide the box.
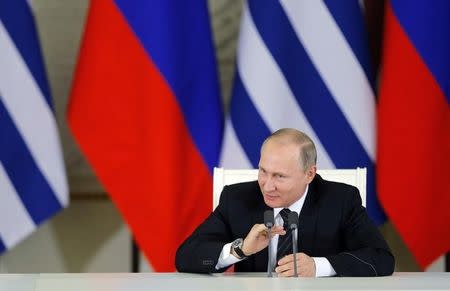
[262,128,317,171]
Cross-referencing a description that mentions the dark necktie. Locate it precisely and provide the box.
[276,208,293,262]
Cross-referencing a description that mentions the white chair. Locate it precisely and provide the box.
[213,167,367,209]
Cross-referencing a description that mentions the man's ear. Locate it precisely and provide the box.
[306,165,317,183]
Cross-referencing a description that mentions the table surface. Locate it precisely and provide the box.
[1,272,449,291]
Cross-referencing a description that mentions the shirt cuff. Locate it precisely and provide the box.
[215,242,243,270]
[313,257,337,277]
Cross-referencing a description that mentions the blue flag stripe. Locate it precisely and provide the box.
[230,73,271,167]
[0,238,5,253]
[249,1,372,168]
[0,0,53,109]
[391,0,450,102]
[112,0,223,170]
[322,0,375,88]
[365,166,385,224]
[0,101,63,225]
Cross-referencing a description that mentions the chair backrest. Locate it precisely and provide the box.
[213,167,367,209]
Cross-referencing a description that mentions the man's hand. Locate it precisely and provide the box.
[240,224,285,256]
[275,252,316,277]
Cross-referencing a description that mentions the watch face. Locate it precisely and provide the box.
[231,238,247,259]
[232,238,243,248]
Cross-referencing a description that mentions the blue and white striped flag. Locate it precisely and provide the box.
[0,1,68,253]
[221,0,386,224]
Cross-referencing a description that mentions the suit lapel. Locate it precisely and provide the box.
[297,175,320,255]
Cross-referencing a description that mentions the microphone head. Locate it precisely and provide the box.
[288,211,299,230]
[264,210,274,228]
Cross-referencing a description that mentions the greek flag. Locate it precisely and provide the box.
[221,0,385,224]
[0,1,68,253]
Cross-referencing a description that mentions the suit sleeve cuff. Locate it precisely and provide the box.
[215,242,242,270]
[313,257,337,277]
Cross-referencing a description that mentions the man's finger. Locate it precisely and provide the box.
[271,230,286,237]
[277,268,294,277]
[253,224,268,232]
[271,225,284,231]
[276,263,296,277]
[278,253,294,265]
[275,261,293,274]
[247,224,268,238]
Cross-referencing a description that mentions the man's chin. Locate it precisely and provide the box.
[263,196,282,208]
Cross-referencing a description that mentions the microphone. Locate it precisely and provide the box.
[263,210,274,277]
[288,211,299,277]
[264,210,274,228]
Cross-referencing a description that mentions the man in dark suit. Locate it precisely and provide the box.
[176,128,394,277]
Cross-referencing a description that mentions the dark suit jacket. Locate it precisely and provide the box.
[175,174,394,276]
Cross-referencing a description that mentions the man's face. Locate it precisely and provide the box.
[258,140,315,208]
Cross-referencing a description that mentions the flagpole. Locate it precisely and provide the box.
[131,237,139,272]
[446,254,449,272]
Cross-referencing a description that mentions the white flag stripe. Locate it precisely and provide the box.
[26,0,33,10]
[0,163,36,248]
[220,117,253,168]
[280,0,376,161]
[236,4,334,169]
[0,22,68,206]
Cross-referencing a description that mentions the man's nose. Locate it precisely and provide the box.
[263,176,275,191]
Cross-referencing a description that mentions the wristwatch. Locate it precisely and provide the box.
[231,238,249,259]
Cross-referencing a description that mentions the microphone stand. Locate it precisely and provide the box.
[291,226,298,277]
[267,227,273,277]
[264,210,275,277]
[288,211,299,277]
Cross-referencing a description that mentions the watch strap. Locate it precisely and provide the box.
[233,243,248,259]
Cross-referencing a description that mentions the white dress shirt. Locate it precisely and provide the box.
[215,185,337,277]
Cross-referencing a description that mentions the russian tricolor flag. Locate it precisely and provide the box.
[378,0,450,269]
[68,0,222,271]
